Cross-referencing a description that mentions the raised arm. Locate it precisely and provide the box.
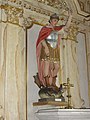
[64,10,72,29]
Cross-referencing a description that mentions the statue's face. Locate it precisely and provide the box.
[50,18,58,26]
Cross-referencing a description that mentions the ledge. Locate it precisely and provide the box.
[33,101,68,107]
[35,108,90,120]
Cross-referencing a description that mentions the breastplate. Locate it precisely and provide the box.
[45,31,58,48]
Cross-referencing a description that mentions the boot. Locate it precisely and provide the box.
[52,76,59,91]
[44,76,50,87]
[52,76,57,87]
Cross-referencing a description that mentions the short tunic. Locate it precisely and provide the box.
[40,31,60,63]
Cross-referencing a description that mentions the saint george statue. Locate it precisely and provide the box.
[34,10,72,101]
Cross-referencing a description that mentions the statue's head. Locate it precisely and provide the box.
[50,13,59,21]
[49,13,59,26]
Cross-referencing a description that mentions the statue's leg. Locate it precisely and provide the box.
[44,76,50,87]
[43,61,50,87]
[50,62,60,77]
[50,62,60,87]
[52,76,57,87]
[53,62,60,77]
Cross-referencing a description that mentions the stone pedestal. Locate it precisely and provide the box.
[34,107,90,120]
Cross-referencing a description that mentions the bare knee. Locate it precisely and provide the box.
[43,61,50,77]
[54,63,60,71]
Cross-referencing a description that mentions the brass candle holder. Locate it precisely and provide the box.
[63,78,74,108]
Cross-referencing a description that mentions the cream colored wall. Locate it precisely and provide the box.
[59,32,89,108]
[86,30,90,106]
[0,23,5,119]
[0,23,27,120]
[77,33,89,107]
[27,24,41,120]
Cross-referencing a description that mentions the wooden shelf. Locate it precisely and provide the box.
[33,101,68,106]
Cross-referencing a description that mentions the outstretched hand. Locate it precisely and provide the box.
[68,9,73,16]
[63,9,72,29]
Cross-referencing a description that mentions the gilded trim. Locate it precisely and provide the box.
[37,0,69,10]
[7,0,52,16]
[77,0,90,14]
[73,0,89,17]
[0,4,33,28]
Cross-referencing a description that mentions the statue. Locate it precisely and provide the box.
[34,10,72,101]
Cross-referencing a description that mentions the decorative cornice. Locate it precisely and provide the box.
[5,0,52,16]
[63,21,79,43]
[73,0,90,18]
[0,4,33,28]
[37,0,69,10]
[2,4,23,24]
[0,0,89,29]
[77,0,90,14]
[0,0,68,27]
[67,23,79,43]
